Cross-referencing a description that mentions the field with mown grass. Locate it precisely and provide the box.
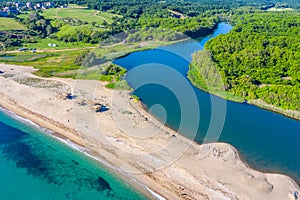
[25,37,97,50]
[41,8,120,24]
[0,17,26,31]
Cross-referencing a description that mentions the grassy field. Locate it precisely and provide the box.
[3,40,172,76]
[0,17,26,31]
[54,24,103,37]
[25,38,97,49]
[14,8,119,50]
[67,4,88,9]
[3,50,83,77]
[41,8,120,24]
[0,53,46,62]
[94,11,120,23]
[1,38,183,90]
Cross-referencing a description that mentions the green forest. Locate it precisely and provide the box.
[190,12,300,111]
[2,0,300,49]
[0,0,229,49]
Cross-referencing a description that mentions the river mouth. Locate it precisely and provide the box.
[114,23,300,183]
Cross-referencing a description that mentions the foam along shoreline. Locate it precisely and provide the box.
[0,105,161,200]
[0,63,299,200]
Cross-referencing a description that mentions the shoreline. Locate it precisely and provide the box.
[0,63,299,200]
[187,74,300,121]
[0,99,161,200]
[247,99,300,121]
[132,94,300,186]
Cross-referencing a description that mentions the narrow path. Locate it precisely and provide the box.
[93,11,109,23]
[168,9,187,19]
[5,46,97,54]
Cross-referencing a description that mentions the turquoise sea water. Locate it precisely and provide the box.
[0,108,147,200]
[114,23,300,183]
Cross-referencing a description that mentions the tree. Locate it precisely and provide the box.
[46,25,52,36]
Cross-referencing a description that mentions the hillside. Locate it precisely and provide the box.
[0,17,26,31]
[41,7,119,24]
[189,11,300,114]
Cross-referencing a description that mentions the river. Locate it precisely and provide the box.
[114,23,300,183]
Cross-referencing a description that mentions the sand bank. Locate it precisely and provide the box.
[0,63,299,200]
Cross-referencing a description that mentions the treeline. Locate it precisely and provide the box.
[0,12,53,48]
[1,0,227,44]
[2,12,54,49]
[49,0,224,43]
[0,30,36,48]
[85,0,228,18]
[200,12,300,111]
[86,0,225,38]
[2,0,300,47]
[18,12,53,37]
[70,0,300,10]
[188,0,300,9]
[1,0,300,10]
[51,24,110,44]
[139,15,219,38]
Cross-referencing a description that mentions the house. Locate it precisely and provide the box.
[48,43,58,47]
[3,7,18,15]
[44,2,53,8]
[15,3,25,10]
[33,3,41,10]
[3,7,9,12]
[26,2,33,9]
[5,2,13,7]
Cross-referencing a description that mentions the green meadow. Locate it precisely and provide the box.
[41,8,120,24]
[25,38,96,49]
[0,17,26,31]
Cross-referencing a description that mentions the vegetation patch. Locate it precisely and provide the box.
[12,77,65,88]
[0,53,46,62]
[41,8,119,25]
[0,17,26,31]
[188,50,245,102]
[203,12,300,110]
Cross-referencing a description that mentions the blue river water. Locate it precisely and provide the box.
[0,108,147,199]
[114,23,300,183]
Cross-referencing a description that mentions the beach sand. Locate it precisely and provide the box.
[0,63,299,200]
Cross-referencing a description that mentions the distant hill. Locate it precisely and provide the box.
[1,0,299,9]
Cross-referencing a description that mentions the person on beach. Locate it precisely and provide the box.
[294,191,299,199]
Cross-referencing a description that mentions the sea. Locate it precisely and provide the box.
[0,107,147,200]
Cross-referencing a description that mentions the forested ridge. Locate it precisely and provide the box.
[0,0,228,47]
[57,0,300,10]
[1,0,300,48]
[190,12,300,111]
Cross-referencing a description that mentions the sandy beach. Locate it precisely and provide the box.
[0,63,299,200]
